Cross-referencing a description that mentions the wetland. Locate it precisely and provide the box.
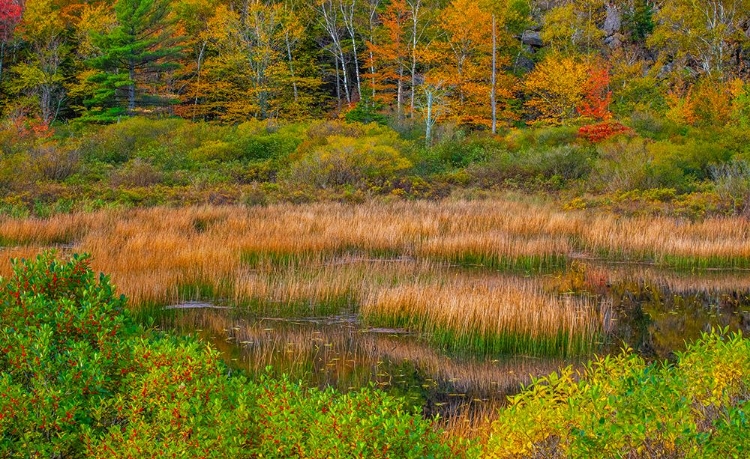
[2,197,748,431]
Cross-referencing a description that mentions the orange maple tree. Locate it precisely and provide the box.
[576,64,630,142]
[366,0,411,118]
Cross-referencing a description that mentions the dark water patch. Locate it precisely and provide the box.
[605,281,750,359]
[555,261,750,359]
[161,307,567,420]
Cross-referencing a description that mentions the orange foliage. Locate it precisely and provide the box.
[665,85,698,126]
[577,65,612,121]
[576,64,630,142]
[577,121,631,142]
[366,0,410,110]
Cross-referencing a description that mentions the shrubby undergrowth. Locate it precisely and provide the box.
[2,116,750,218]
[483,333,750,458]
[0,253,453,458]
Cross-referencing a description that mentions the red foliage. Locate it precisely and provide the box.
[577,121,631,142]
[0,0,22,42]
[11,114,54,139]
[578,65,612,121]
[576,64,627,142]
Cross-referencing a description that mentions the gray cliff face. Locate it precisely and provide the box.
[522,30,544,48]
[603,3,624,49]
[603,3,622,36]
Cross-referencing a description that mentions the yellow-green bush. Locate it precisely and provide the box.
[482,331,750,458]
[287,135,412,191]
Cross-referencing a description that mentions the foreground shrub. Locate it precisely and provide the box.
[0,253,454,458]
[0,253,133,457]
[483,331,750,458]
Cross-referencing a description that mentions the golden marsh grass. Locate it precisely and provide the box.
[2,198,749,355]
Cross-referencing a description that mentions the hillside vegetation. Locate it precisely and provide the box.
[2,116,750,219]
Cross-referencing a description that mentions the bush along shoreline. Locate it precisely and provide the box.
[1,252,748,457]
[0,252,456,458]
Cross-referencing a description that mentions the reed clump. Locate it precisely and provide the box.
[362,277,603,357]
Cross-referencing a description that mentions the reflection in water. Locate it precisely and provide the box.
[161,260,750,428]
[164,309,568,420]
[551,260,750,358]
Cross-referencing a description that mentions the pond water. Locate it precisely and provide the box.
[160,260,750,421]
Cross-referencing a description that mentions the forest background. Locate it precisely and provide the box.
[2,0,750,216]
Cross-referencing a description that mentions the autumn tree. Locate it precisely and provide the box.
[66,3,117,118]
[435,0,494,127]
[7,0,68,125]
[367,0,410,119]
[576,63,631,141]
[172,0,218,120]
[318,0,352,107]
[578,65,612,122]
[406,0,439,118]
[192,0,319,122]
[434,0,521,130]
[524,54,589,124]
[362,0,380,102]
[542,0,606,55]
[0,0,22,81]
[650,0,750,76]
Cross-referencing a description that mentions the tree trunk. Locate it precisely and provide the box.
[335,61,342,109]
[425,88,433,147]
[285,32,299,103]
[339,47,351,104]
[367,0,379,102]
[397,66,404,121]
[192,40,207,121]
[491,14,497,134]
[341,0,361,100]
[128,60,136,113]
[409,0,421,118]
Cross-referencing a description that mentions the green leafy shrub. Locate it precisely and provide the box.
[235,124,304,162]
[343,97,389,126]
[468,144,594,190]
[628,110,678,140]
[0,253,133,457]
[0,153,32,191]
[188,140,243,163]
[79,117,186,164]
[428,135,499,169]
[287,136,412,191]
[504,125,579,151]
[251,376,453,458]
[0,253,456,458]
[589,137,695,193]
[483,331,750,458]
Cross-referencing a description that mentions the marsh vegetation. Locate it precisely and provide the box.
[1,196,749,455]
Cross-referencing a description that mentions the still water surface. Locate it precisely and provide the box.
[162,261,750,420]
